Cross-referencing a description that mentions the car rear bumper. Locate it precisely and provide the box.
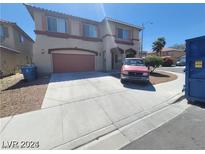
[121,74,149,81]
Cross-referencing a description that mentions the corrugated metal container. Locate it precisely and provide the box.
[21,64,37,81]
[185,36,205,102]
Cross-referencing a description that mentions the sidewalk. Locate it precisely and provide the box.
[0,71,188,150]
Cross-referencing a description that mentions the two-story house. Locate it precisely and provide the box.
[0,19,34,76]
[25,4,142,74]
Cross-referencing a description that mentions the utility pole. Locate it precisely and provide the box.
[140,22,153,57]
[140,24,144,57]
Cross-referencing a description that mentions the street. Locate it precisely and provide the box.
[122,103,205,150]
[122,66,205,150]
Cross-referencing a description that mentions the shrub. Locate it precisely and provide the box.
[144,56,163,72]
[162,57,174,67]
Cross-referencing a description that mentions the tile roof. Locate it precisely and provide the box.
[24,3,142,29]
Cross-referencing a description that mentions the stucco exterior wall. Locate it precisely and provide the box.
[0,22,33,76]
[0,49,30,76]
[30,7,141,73]
[33,34,104,73]
[0,24,15,50]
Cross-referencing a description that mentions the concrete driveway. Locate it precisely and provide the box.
[0,71,187,149]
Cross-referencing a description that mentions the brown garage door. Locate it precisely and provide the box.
[52,53,95,73]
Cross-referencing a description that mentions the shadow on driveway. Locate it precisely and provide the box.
[111,72,156,92]
[122,81,156,92]
[188,101,205,109]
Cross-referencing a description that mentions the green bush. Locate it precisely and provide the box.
[144,56,163,72]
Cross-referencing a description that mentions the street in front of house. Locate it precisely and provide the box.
[122,67,205,150]
[122,100,205,150]
[0,71,189,150]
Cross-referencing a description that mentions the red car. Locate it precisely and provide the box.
[121,58,149,83]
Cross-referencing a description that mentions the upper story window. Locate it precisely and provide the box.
[47,16,67,33]
[117,28,130,40]
[83,24,97,38]
[19,34,24,43]
[0,25,9,42]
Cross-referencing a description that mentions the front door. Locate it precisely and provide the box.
[112,52,123,70]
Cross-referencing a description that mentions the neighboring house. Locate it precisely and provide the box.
[25,4,142,74]
[147,48,185,63]
[0,19,34,77]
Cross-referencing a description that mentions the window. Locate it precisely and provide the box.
[47,16,67,33]
[83,24,97,38]
[19,34,24,43]
[0,25,8,41]
[117,28,129,40]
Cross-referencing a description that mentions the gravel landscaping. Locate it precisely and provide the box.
[0,74,50,118]
[149,71,177,85]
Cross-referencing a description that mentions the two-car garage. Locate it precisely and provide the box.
[50,49,97,73]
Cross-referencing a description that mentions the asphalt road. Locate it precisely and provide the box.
[122,103,205,150]
[122,66,205,150]
[156,66,185,74]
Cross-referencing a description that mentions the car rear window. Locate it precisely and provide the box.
[125,59,145,66]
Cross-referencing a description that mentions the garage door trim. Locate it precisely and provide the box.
[48,47,98,56]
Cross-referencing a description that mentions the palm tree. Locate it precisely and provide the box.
[152,37,166,56]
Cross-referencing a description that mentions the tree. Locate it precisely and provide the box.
[152,37,166,56]
[144,56,163,73]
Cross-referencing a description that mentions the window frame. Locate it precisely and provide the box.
[46,16,67,33]
[0,25,9,41]
[117,27,130,41]
[82,23,98,38]
[19,34,24,43]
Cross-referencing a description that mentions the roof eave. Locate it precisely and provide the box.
[103,17,143,30]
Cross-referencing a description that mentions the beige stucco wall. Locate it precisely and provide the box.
[33,34,104,73]
[0,49,31,76]
[0,22,33,76]
[31,10,140,73]
[1,23,33,57]
[0,24,15,49]
[70,18,81,36]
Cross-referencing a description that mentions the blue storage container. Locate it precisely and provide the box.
[21,65,37,81]
[185,36,205,103]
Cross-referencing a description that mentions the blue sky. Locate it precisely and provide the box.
[1,3,205,51]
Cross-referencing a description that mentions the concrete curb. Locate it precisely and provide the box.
[76,98,189,150]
